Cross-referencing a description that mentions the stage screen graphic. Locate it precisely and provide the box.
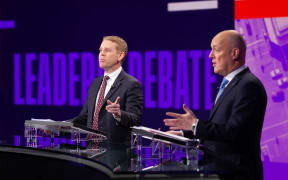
[235,17,288,164]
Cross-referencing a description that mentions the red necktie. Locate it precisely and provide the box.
[92,75,110,130]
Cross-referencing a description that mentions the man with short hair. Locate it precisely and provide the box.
[164,30,267,180]
[72,35,143,145]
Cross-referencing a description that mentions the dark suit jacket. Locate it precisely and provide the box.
[72,69,143,144]
[184,68,267,180]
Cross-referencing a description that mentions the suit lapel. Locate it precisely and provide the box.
[208,68,250,121]
[99,70,125,110]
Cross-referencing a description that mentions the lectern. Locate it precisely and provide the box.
[24,119,107,153]
[131,126,201,172]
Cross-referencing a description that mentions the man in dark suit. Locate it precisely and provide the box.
[164,30,267,180]
[72,36,143,145]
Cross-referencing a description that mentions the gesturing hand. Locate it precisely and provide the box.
[106,96,121,118]
[164,104,197,130]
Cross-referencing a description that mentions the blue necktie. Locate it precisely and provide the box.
[215,78,229,102]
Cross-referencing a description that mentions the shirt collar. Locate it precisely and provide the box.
[104,66,122,81]
[225,64,247,82]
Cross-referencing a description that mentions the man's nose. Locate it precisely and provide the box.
[99,51,105,56]
[209,50,213,59]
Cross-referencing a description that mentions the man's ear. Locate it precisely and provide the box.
[232,48,240,61]
[118,51,125,63]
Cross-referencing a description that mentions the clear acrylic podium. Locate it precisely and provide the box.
[24,119,107,148]
[130,126,201,172]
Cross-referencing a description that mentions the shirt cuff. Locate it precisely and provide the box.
[192,119,199,136]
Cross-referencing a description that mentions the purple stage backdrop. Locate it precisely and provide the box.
[0,0,234,136]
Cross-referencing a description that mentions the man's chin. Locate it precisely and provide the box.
[214,70,223,76]
[99,64,106,69]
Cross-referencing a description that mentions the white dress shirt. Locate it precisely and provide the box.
[95,66,122,105]
[95,66,122,121]
[224,65,247,88]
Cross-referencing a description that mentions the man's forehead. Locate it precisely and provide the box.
[211,38,221,47]
[100,40,117,47]
[211,34,227,46]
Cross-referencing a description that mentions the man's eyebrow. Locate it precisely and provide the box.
[99,47,111,50]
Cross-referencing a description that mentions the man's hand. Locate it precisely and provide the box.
[106,96,121,117]
[164,104,197,130]
[166,130,183,136]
